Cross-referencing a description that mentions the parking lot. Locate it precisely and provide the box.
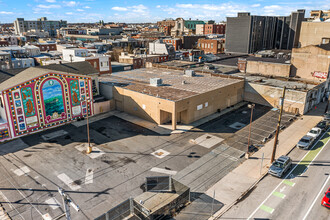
[0,104,297,219]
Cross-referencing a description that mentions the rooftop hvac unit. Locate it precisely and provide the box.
[150,78,162,87]
[185,69,196,77]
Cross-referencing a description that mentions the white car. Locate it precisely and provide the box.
[307,127,322,139]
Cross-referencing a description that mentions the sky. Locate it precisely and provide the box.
[0,0,330,23]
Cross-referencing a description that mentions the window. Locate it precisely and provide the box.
[197,104,203,110]
[100,62,103,67]
[94,62,97,68]
[211,43,213,48]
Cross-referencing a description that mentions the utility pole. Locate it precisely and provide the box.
[86,97,92,154]
[246,103,255,159]
[58,187,80,220]
[271,86,286,163]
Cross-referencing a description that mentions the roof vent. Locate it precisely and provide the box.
[185,69,196,77]
[150,78,162,87]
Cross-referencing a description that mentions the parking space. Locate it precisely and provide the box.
[198,104,296,153]
[0,104,297,219]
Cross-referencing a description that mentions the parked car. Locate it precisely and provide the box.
[324,112,330,121]
[307,127,322,139]
[297,135,314,150]
[321,187,330,208]
[316,120,328,131]
[268,155,292,178]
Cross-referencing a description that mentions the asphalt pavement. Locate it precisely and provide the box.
[222,130,330,220]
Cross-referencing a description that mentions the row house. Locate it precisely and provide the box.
[62,48,112,75]
[162,38,183,51]
[119,52,169,69]
[197,38,225,54]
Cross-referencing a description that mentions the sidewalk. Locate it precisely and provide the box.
[72,102,247,135]
[206,103,326,219]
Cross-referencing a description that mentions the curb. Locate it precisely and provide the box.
[212,115,321,219]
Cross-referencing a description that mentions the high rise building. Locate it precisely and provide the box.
[225,10,306,54]
[14,17,67,37]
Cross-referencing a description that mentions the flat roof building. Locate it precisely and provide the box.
[99,68,244,130]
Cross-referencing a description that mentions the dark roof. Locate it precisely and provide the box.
[316,43,330,51]
[36,61,99,75]
[0,68,27,84]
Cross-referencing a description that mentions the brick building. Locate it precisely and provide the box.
[163,38,183,50]
[196,24,226,35]
[34,42,57,52]
[198,38,225,54]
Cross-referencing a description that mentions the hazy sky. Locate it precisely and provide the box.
[0,0,329,23]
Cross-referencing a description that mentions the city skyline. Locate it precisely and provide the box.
[0,0,330,23]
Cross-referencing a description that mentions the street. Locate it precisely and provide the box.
[222,130,330,220]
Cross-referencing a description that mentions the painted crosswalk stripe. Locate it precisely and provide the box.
[272,191,286,199]
[283,180,295,187]
[260,204,274,214]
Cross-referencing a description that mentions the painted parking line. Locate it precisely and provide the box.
[283,180,295,187]
[12,166,30,176]
[248,130,330,219]
[259,204,274,214]
[57,173,81,191]
[272,191,286,199]
[85,169,93,184]
[150,167,177,175]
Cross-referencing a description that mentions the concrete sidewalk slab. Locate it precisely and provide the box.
[206,102,325,219]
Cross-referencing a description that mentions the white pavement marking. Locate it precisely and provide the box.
[42,213,52,220]
[193,134,224,149]
[247,131,330,219]
[151,149,170,159]
[45,197,60,210]
[279,186,286,193]
[41,130,68,141]
[75,145,105,159]
[302,174,330,220]
[85,169,93,184]
[229,122,246,130]
[57,173,81,191]
[12,166,30,176]
[150,167,177,175]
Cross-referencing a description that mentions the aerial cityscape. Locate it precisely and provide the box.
[0,0,330,219]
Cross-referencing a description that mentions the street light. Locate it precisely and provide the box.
[246,103,255,159]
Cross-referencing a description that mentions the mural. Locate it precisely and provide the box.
[42,79,65,119]
[70,79,80,106]
[21,87,35,117]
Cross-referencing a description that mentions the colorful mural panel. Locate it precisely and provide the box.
[2,72,93,141]
[0,129,9,140]
[42,79,65,120]
[21,87,36,117]
[70,79,80,106]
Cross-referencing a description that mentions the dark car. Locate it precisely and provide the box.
[321,187,330,208]
[316,120,328,131]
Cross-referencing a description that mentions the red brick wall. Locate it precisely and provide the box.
[86,57,112,75]
[197,39,224,54]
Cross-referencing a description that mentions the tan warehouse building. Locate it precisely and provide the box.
[299,22,330,47]
[99,68,244,130]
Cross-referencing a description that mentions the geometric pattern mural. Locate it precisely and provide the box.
[2,72,93,139]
